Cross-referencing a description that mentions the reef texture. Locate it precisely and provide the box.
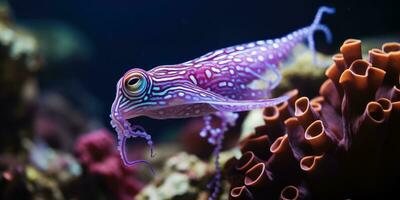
[224,39,400,199]
[74,129,143,200]
[272,45,331,98]
[0,2,41,153]
[135,152,213,200]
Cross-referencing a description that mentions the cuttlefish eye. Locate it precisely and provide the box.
[122,71,151,99]
[126,77,141,90]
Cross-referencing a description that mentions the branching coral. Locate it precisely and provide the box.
[224,39,400,199]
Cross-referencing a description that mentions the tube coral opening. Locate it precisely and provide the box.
[280,185,300,200]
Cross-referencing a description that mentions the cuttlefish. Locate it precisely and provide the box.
[110,6,334,200]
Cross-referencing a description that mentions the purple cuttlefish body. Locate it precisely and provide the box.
[110,6,334,199]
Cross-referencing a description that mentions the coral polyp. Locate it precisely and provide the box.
[224,39,400,199]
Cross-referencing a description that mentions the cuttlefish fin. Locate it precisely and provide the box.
[186,85,289,112]
[208,96,289,112]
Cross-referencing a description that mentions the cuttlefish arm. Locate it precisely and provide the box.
[110,79,156,173]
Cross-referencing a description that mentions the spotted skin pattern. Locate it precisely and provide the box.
[110,6,334,199]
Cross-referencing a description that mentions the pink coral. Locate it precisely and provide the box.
[75,129,143,200]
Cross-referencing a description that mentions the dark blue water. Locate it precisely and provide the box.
[8,0,399,135]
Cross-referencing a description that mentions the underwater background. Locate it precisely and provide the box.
[10,0,399,133]
[1,0,399,199]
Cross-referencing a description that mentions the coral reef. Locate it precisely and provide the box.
[1,2,398,200]
[27,140,81,181]
[135,152,212,200]
[33,92,96,151]
[0,4,82,199]
[0,163,66,200]
[74,129,144,200]
[0,2,41,153]
[241,46,331,137]
[224,39,400,199]
[1,4,144,199]
[273,45,331,98]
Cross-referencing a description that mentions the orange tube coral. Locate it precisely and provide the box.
[240,135,271,160]
[244,163,273,197]
[340,60,385,110]
[244,163,271,188]
[340,39,362,67]
[304,120,333,154]
[383,42,400,76]
[319,79,342,111]
[268,135,296,169]
[280,185,299,200]
[369,49,389,71]
[280,185,306,200]
[262,106,285,141]
[224,39,400,199]
[325,53,346,100]
[299,154,324,172]
[230,186,254,200]
[294,97,319,129]
[236,151,262,173]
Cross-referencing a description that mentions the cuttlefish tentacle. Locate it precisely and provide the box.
[200,111,238,199]
[110,6,335,200]
[110,80,155,173]
[308,6,335,64]
[110,111,156,174]
[200,112,239,144]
